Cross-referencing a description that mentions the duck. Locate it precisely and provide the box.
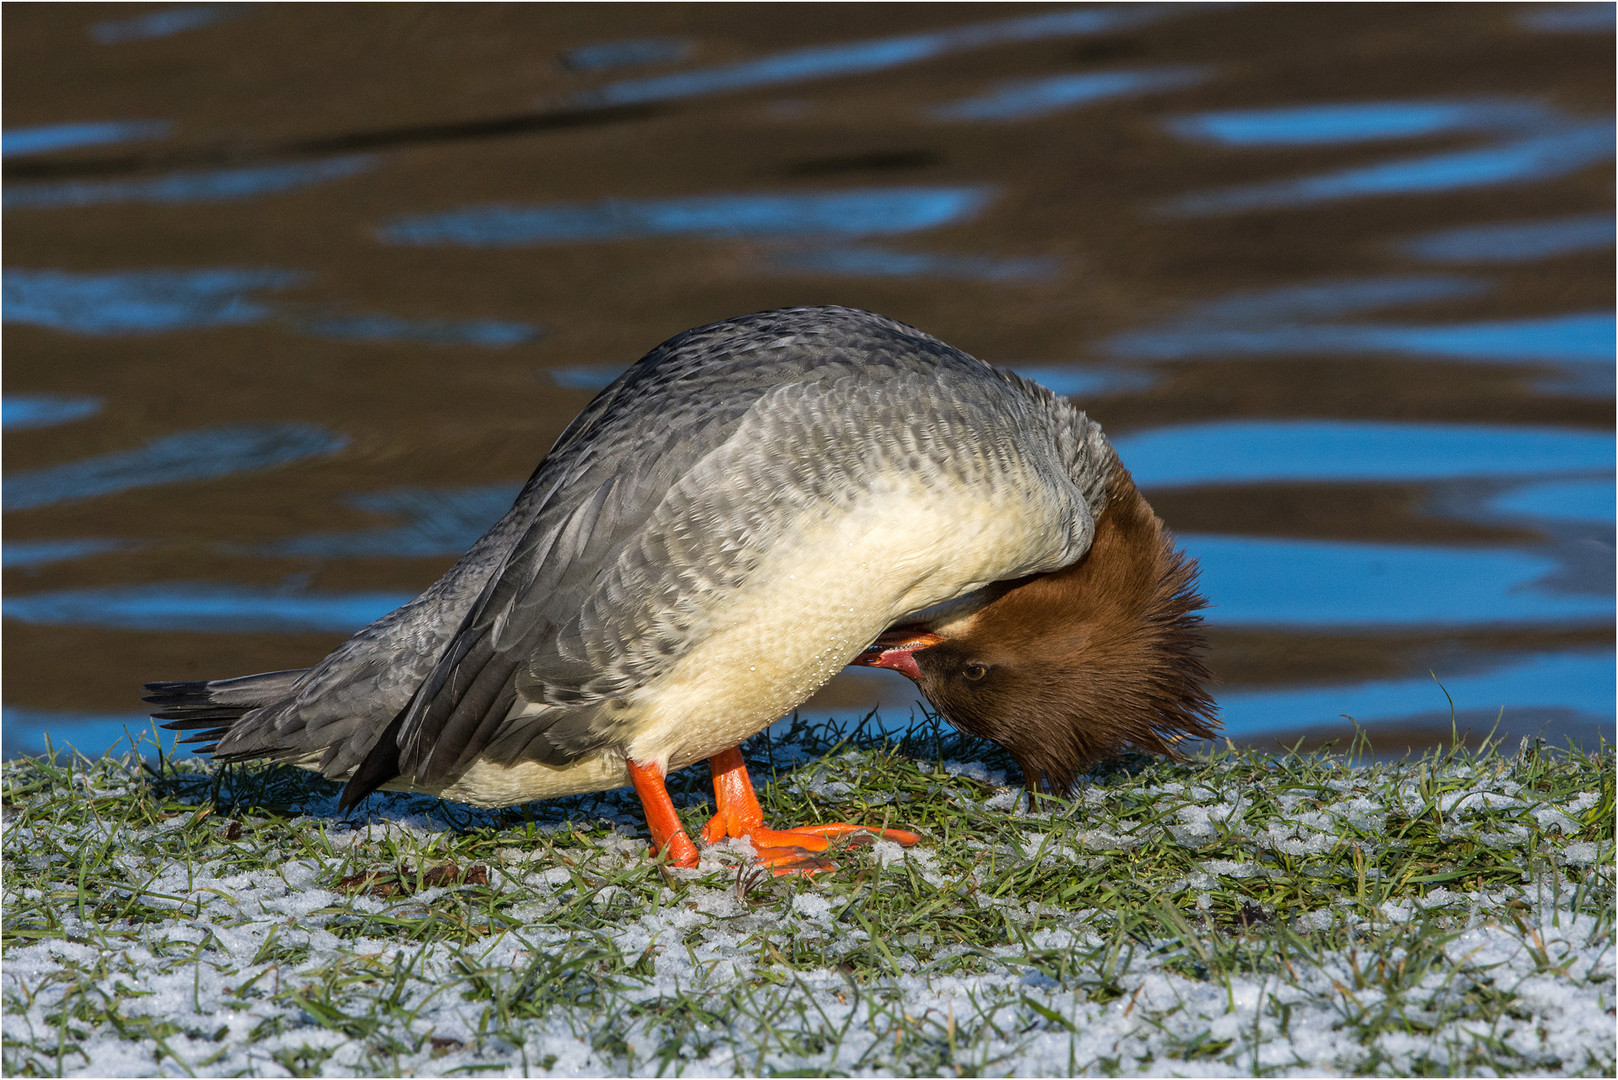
[147,305,1217,871]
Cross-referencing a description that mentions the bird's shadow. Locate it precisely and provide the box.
[138,708,1035,839]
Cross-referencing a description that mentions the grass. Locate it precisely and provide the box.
[2,713,1612,1077]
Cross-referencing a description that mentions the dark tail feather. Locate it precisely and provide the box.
[143,669,308,751]
[338,705,408,811]
[149,706,259,724]
[160,713,243,730]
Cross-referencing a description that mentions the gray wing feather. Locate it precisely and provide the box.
[397,399,765,781]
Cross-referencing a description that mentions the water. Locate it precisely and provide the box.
[1488,477,1613,523]
[1164,95,1612,214]
[765,244,1059,283]
[1184,535,1608,627]
[4,4,1611,762]
[3,539,127,570]
[929,66,1206,122]
[1165,99,1553,147]
[1217,650,1614,741]
[1519,3,1615,34]
[1401,213,1615,262]
[4,155,374,210]
[1103,278,1611,394]
[2,393,103,431]
[3,268,304,333]
[87,4,245,45]
[258,485,523,558]
[1112,421,1613,484]
[571,4,1189,107]
[3,425,349,511]
[2,119,171,158]
[293,312,541,348]
[3,583,414,635]
[379,187,997,246]
[3,266,539,347]
[559,38,691,74]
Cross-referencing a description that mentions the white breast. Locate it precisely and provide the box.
[624,468,1080,773]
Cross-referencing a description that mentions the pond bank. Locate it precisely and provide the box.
[3,723,1612,1076]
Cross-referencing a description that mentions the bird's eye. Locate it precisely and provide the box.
[962,663,988,682]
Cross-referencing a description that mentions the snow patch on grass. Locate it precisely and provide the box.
[3,722,1612,1076]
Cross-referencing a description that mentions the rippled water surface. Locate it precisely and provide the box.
[4,3,1612,761]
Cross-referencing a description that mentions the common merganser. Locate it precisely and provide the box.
[147,306,1216,870]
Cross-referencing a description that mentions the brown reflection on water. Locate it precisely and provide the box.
[4,3,1612,759]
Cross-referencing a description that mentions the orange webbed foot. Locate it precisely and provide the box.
[702,747,920,875]
[752,847,837,876]
[766,822,922,847]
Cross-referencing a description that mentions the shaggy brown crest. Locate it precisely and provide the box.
[911,461,1219,794]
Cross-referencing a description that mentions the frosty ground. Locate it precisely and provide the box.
[2,716,1612,1077]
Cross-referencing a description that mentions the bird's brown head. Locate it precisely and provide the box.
[858,462,1219,794]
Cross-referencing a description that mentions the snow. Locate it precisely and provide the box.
[3,747,1612,1077]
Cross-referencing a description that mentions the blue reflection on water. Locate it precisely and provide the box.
[1,708,186,761]
[1010,365,1156,398]
[1346,312,1613,363]
[769,243,1056,282]
[1534,366,1614,398]
[1486,478,1615,524]
[1100,275,1613,376]
[1184,534,1613,627]
[1219,651,1614,739]
[930,66,1205,121]
[296,312,541,347]
[1143,275,1488,325]
[2,583,411,633]
[3,539,127,568]
[1171,121,1613,213]
[4,425,349,512]
[562,38,690,72]
[1402,213,1615,262]
[91,4,247,44]
[549,365,626,391]
[1116,421,1613,487]
[382,187,993,246]
[2,120,171,158]
[261,485,521,558]
[579,5,1185,107]
[4,267,303,334]
[3,267,537,348]
[2,394,103,431]
[5,155,373,210]
[1520,3,1615,32]
[1110,310,1613,365]
[1167,100,1544,146]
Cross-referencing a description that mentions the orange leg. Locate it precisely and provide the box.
[626,758,700,868]
[700,747,920,873]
